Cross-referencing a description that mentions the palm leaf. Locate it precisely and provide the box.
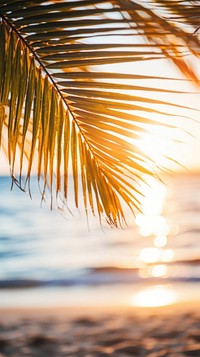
[0,0,199,226]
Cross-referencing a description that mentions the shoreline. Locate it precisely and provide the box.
[1,281,200,309]
[1,297,200,316]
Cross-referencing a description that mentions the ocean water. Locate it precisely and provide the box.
[0,174,200,308]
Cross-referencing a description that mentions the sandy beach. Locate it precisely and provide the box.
[1,303,200,357]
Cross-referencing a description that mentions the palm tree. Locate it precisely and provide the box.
[0,0,199,226]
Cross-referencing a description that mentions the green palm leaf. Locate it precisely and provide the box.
[0,0,199,226]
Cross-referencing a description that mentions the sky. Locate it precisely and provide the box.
[123,57,200,173]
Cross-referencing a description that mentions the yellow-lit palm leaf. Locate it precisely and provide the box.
[0,0,199,226]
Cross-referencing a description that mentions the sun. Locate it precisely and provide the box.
[135,124,180,170]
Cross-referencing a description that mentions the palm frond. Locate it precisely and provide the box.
[0,0,199,226]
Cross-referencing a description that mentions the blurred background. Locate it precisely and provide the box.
[1,171,200,309]
[1,52,200,310]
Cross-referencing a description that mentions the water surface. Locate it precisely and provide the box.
[0,174,200,307]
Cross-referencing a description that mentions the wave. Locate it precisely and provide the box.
[1,266,200,289]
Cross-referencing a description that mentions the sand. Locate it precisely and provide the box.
[0,304,200,357]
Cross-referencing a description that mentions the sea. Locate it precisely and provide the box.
[1,174,200,309]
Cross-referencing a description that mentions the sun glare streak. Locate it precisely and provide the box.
[151,264,168,278]
[161,249,175,262]
[131,285,177,307]
[139,247,160,263]
[139,248,174,265]
[154,235,167,248]
[135,123,181,170]
[135,180,169,238]
[138,179,167,216]
[135,177,176,279]
[136,214,169,237]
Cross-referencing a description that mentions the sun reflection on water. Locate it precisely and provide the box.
[133,178,178,307]
[131,285,177,307]
[136,179,169,238]
[151,264,168,278]
[130,180,178,307]
[135,178,175,276]
[153,235,167,248]
[139,247,161,263]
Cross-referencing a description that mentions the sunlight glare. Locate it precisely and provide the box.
[140,180,167,216]
[153,235,167,248]
[139,247,161,263]
[136,214,169,237]
[151,264,168,278]
[135,180,169,238]
[131,285,177,307]
[161,249,175,262]
[135,177,175,278]
[139,247,174,265]
[136,126,176,169]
